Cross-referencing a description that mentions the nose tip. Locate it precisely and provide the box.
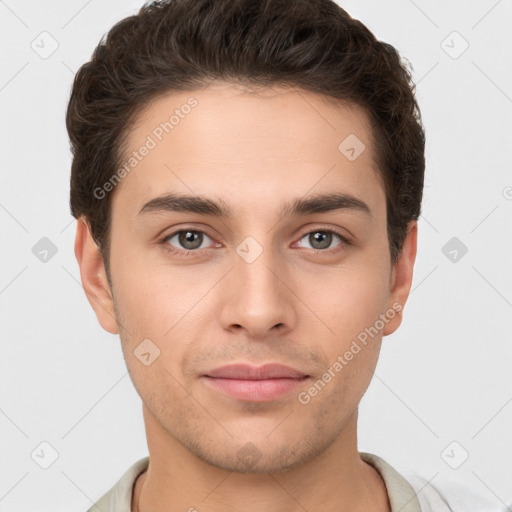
[220,254,296,338]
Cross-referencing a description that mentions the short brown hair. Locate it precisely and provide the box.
[66,0,425,276]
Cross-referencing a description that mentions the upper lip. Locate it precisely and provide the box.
[204,363,309,380]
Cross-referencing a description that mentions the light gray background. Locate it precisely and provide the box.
[1,0,511,510]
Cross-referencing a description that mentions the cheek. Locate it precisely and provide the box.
[111,265,213,385]
[300,261,390,341]
[112,261,197,332]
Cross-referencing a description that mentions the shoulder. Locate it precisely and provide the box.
[86,456,150,512]
[360,452,505,512]
[360,452,424,512]
[400,471,505,512]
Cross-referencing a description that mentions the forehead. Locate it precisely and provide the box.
[111,82,385,221]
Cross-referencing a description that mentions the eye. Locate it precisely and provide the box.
[296,229,349,252]
[159,227,350,257]
[162,229,218,254]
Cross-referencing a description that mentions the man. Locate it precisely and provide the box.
[66,0,494,510]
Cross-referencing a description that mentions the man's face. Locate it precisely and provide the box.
[78,82,416,473]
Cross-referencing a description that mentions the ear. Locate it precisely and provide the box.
[74,217,119,334]
[382,220,418,336]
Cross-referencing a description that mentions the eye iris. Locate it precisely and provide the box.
[310,231,332,249]
[179,230,202,250]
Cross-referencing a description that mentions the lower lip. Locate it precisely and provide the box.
[201,376,309,402]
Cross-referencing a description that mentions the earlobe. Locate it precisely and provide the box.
[74,218,119,334]
[382,220,418,337]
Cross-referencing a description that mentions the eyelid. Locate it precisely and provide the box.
[159,224,221,242]
[296,224,351,243]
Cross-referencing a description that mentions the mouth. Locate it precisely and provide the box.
[201,363,310,402]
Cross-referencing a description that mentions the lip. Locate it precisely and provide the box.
[202,364,310,402]
[205,363,309,380]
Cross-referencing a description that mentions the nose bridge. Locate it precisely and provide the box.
[238,237,279,296]
[236,233,283,308]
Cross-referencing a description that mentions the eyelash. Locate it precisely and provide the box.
[159,227,351,257]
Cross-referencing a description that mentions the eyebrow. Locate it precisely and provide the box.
[138,191,372,219]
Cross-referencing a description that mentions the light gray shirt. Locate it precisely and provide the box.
[86,452,500,512]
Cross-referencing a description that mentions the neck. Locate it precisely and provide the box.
[132,406,390,512]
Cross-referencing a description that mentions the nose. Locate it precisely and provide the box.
[219,241,297,339]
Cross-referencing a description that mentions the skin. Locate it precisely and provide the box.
[75,81,417,512]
